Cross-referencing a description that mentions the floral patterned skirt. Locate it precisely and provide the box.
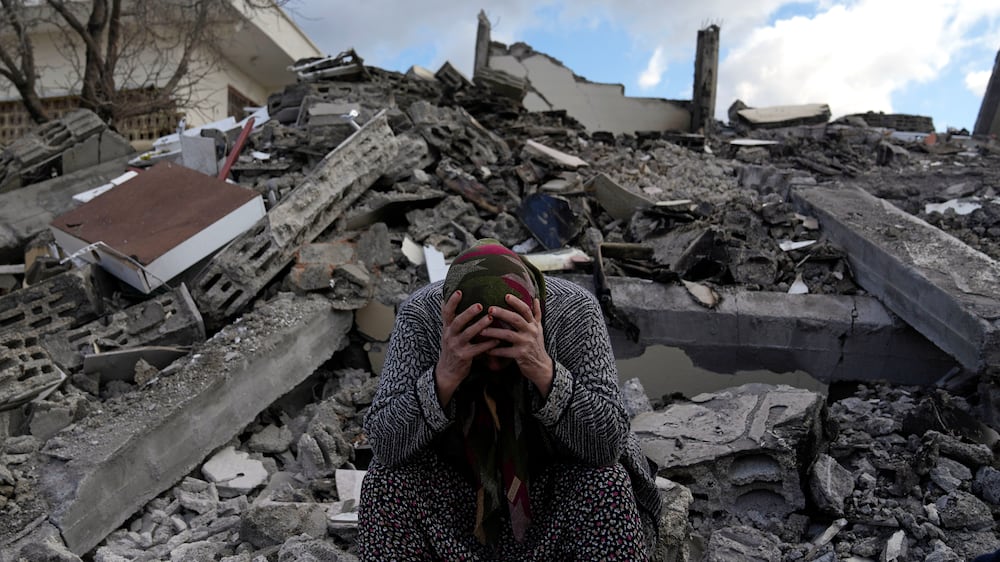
[358,452,649,561]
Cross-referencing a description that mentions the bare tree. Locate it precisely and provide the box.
[0,0,286,128]
[0,0,50,123]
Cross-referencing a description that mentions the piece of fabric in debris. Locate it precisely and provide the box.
[441,238,548,544]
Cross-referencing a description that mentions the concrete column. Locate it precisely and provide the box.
[974,47,1000,137]
[692,25,720,135]
[474,10,491,79]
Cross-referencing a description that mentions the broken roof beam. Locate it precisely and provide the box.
[792,184,1000,372]
[568,274,955,384]
[36,294,353,555]
[189,112,397,329]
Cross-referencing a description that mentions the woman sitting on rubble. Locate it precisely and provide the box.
[358,238,662,561]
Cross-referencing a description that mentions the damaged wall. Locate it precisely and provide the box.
[475,11,699,135]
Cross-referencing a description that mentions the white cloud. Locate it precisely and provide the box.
[284,0,1000,126]
[965,69,993,97]
[638,47,666,89]
[716,0,1000,119]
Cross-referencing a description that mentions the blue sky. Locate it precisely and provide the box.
[288,1,1000,132]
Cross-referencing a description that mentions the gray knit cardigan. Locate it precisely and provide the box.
[364,276,662,537]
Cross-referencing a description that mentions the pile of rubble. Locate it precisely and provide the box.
[1,32,999,562]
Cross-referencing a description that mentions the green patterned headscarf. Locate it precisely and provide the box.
[442,239,548,545]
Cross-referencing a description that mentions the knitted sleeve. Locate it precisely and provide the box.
[363,283,450,467]
[531,277,630,466]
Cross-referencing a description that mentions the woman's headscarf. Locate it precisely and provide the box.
[442,239,548,545]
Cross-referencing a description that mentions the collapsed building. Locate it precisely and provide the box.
[0,14,999,562]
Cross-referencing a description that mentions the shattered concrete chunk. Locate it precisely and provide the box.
[633,384,824,526]
[407,101,511,167]
[809,453,855,516]
[703,525,781,562]
[936,490,995,531]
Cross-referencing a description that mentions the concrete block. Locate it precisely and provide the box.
[0,332,64,412]
[0,265,103,340]
[34,294,353,555]
[189,112,397,329]
[42,284,204,372]
[791,184,1000,371]
[565,274,955,384]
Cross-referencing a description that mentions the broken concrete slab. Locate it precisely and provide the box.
[473,66,528,101]
[791,184,1000,372]
[733,102,832,129]
[189,111,397,329]
[33,294,353,555]
[564,274,956,384]
[633,383,824,525]
[520,139,588,169]
[588,173,655,221]
[435,61,472,90]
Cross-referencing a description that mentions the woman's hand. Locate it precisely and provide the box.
[481,295,554,397]
[435,290,497,407]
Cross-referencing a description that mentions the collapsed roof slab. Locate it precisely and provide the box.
[33,294,352,555]
[792,184,1000,372]
[564,275,956,384]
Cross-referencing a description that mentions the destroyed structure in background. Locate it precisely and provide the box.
[0,13,999,562]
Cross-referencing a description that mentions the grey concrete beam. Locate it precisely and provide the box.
[562,274,955,384]
[189,112,397,329]
[35,294,353,555]
[792,184,1000,372]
